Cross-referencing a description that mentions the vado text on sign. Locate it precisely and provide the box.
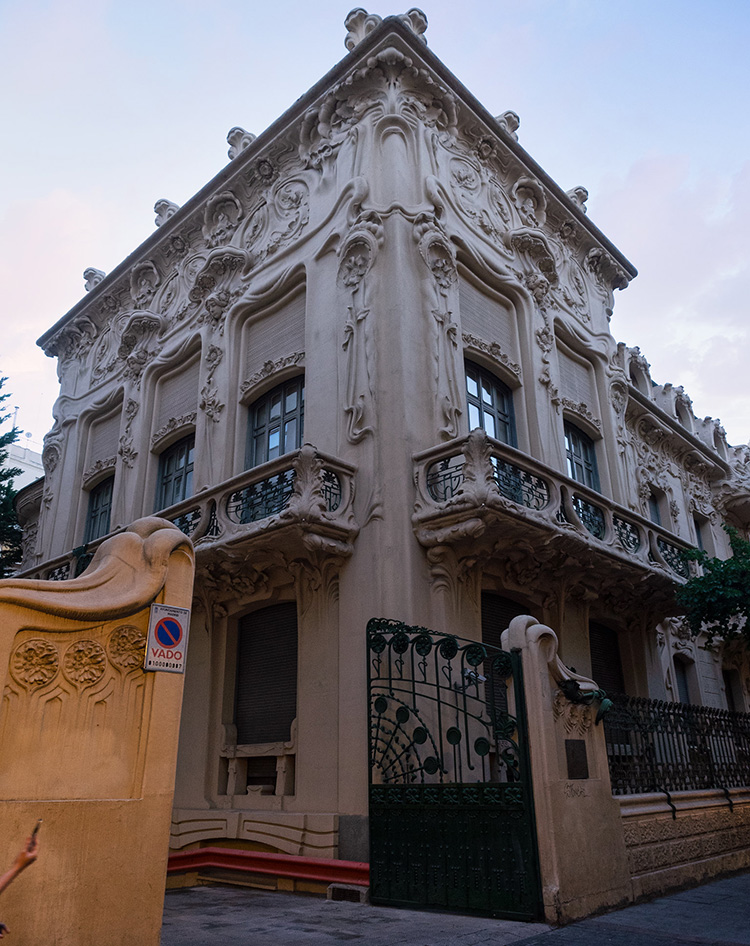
[145,603,191,673]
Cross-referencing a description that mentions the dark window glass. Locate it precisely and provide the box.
[247,377,305,468]
[723,669,738,713]
[647,492,662,526]
[564,421,599,491]
[465,363,516,446]
[235,603,298,744]
[693,515,705,551]
[589,622,626,696]
[84,476,114,544]
[155,434,195,511]
[673,656,692,704]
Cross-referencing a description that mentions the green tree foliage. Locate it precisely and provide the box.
[676,525,750,648]
[0,377,23,578]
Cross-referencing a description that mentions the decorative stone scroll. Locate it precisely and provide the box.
[344,7,428,51]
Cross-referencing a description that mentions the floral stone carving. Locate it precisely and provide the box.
[63,640,107,686]
[10,639,59,688]
[107,625,147,671]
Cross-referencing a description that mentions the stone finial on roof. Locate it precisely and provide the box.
[227,127,257,160]
[344,7,428,51]
[154,200,180,227]
[83,268,106,292]
[566,186,589,214]
[495,110,520,141]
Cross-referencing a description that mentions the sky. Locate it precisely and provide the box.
[1,0,748,451]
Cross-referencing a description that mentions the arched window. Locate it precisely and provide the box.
[564,421,599,491]
[84,476,114,543]
[247,377,304,468]
[465,362,516,446]
[155,434,195,511]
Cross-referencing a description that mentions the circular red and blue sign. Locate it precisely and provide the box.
[154,617,183,649]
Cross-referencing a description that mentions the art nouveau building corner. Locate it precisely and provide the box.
[15,8,750,917]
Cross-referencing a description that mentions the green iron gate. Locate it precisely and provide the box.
[367,617,542,920]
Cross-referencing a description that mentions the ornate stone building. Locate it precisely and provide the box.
[17,7,750,883]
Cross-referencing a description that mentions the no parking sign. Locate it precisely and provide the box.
[145,603,191,673]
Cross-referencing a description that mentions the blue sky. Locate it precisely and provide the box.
[1,0,748,446]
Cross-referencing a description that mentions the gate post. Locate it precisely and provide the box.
[0,517,194,946]
[503,615,632,924]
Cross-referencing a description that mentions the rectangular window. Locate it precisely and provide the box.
[236,603,298,744]
[84,476,114,544]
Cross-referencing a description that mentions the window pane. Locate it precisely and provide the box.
[466,374,478,398]
[481,380,493,406]
[484,414,496,440]
[648,494,661,525]
[269,395,282,420]
[285,388,297,412]
[284,418,297,451]
[468,403,481,430]
[268,428,280,459]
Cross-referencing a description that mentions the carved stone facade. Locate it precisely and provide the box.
[16,9,750,876]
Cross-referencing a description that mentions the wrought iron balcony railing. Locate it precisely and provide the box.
[604,693,750,795]
[27,444,358,581]
[413,429,693,581]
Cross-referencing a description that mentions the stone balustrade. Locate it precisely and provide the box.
[413,429,693,583]
[23,444,358,581]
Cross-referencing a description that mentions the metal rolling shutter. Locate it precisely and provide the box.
[156,359,200,431]
[245,291,306,380]
[235,603,298,744]
[481,593,527,716]
[589,622,626,696]
[557,348,595,409]
[459,279,518,359]
[481,592,527,650]
[88,411,121,464]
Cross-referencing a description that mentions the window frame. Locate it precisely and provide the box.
[84,475,114,544]
[647,490,662,526]
[246,376,305,469]
[464,361,517,447]
[564,420,600,492]
[155,433,195,512]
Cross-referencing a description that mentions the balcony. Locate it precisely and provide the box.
[29,445,358,581]
[413,429,693,612]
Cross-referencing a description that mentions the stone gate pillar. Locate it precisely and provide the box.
[0,518,194,946]
[503,614,632,924]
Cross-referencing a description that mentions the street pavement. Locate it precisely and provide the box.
[161,871,750,945]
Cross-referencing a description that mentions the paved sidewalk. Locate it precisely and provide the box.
[161,872,750,945]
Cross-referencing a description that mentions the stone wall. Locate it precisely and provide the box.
[619,788,750,899]
[0,518,194,946]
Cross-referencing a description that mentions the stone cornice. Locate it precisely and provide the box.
[625,387,730,478]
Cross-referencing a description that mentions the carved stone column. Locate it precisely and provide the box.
[502,615,631,924]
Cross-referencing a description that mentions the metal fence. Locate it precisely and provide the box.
[604,694,750,795]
